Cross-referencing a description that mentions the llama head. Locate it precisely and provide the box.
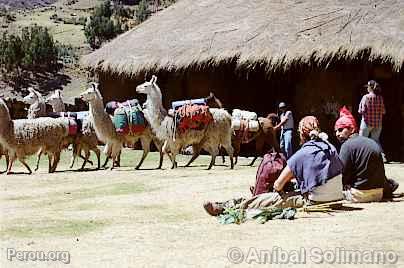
[136,75,158,95]
[23,87,42,104]
[46,90,63,105]
[80,82,102,102]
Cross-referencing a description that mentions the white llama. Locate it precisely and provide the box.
[46,89,65,112]
[46,89,101,170]
[0,98,70,174]
[80,83,164,170]
[136,75,234,169]
[23,87,47,119]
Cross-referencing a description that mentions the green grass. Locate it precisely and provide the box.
[0,218,109,238]
[18,181,155,209]
[9,9,87,47]
[7,145,224,172]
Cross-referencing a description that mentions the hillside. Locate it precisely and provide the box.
[0,0,100,103]
[0,0,57,10]
[0,0,175,104]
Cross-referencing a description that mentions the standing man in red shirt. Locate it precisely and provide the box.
[358,80,386,151]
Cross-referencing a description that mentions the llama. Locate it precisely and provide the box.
[46,89,100,170]
[182,92,234,167]
[23,87,47,119]
[23,87,48,170]
[0,98,70,174]
[46,90,65,112]
[80,83,164,170]
[231,113,280,166]
[136,75,234,169]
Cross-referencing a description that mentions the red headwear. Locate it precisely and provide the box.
[334,106,357,132]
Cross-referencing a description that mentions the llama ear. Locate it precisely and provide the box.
[56,90,61,98]
[91,82,98,91]
[151,75,157,84]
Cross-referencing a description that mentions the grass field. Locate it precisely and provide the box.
[1,148,404,267]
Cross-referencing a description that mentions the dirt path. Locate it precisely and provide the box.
[1,150,404,267]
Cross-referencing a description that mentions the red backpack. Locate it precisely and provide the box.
[252,150,287,196]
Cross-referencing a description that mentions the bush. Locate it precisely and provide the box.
[84,0,123,49]
[0,25,59,72]
[56,42,77,65]
[20,25,58,68]
[0,32,23,70]
[136,0,150,23]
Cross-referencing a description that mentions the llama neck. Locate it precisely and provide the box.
[52,100,65,112]
[28,101,46,118]
[144,89,168,131]
[88,97,106,123]
[0,107,12,146]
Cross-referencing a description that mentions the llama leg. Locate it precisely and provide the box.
[80,149,90,170]
[79,153,93,165]
[110,143,122,170]
[93,146,101,169]
[19,159,32,174]
[204,145,219,170]
[249,156,258,166]
[152,138,164,169]
[170,145,180,169]
[207,154,217,170]
[222,144,234,169]
[115,150,121,167]
[5,154,9,171]
[102,156,110,168]
[135,137,151,170]
[35,149,42,171]
[50,151,61,173]
[1,154,9,173]
[6,154,16,175]
[70,143,79,168]
[48,154,53,173]
[249,138,264,166]
[102,144,111,168]
[184,144,201,167]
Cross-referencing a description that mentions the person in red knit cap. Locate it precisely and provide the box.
[335,106,398,202]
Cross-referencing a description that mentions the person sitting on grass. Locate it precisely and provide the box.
[204,116,344,216]
[334,107,399,203]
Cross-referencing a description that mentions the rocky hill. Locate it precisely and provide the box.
[0,0,57,10]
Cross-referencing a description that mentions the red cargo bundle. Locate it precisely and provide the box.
[176,104,213,132]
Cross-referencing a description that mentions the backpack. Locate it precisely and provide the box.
[113,100,146,134]
[252,150,287,196]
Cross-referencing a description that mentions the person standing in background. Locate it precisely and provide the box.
[274,102,294,159]
[358,80,386,150]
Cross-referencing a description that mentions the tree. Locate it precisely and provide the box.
[0,33,23,71]
[0,25,59,72]
[84,0,123,49]
[136,0,150,23]
[20,25,58,68]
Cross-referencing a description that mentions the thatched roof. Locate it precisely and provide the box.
[81,0,404,75]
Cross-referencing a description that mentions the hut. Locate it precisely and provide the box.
[81,0,404,160]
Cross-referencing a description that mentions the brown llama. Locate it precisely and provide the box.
[229,113,280,166]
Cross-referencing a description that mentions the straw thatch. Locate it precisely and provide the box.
[81,0,404,75]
